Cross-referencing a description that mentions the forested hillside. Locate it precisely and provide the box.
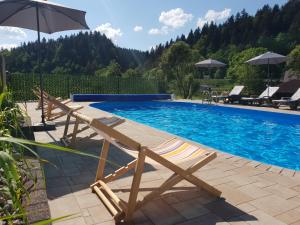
[147,0,300,68]
[3,32,147,74]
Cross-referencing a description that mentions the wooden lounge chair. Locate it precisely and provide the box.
[32,87,72,110]
[240,86,279,105]
[61,111,125,146]
[212,85,244,103]
[44,95,83,121]
[75,112,221,222]
[272,88,300,110]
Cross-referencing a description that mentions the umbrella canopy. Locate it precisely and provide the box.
[195,59,226,68]
[246,51,287,98]
[245,52,287,65]
[0,0,89,34]
[0,0,89,125]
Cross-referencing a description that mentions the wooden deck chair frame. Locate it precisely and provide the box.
[32,87,72,110]
[44,95,83,121]
[61,112,125,147]
[81,114,221,222]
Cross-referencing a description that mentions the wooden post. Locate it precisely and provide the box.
[70,119,80,146]
[95,140,110,181]
[1,54,6,90]
[63,114,71,138]
[126,150,146,220]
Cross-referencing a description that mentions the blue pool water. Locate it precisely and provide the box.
[90,101,300,170]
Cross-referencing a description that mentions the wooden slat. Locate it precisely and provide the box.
[144,148,221,196]
[98,180,127,211]
[70,119,80,146]
[93,186,119,216]
[136,152,219,209]
[126,150,146,220]
[104,159,137,183]
[90,118,141,151]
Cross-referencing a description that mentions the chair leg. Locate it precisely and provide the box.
[70,119,80,146]
[63,114,71,138]
[47,102,53,120]
[95,140,110,181]
[125,150,146,221]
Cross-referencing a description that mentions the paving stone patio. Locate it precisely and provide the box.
[21,101,300,225]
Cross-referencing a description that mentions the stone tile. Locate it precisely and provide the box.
[249,195,300,216]
[205,198,248,220]
[75,192,102,209]
[236,203,257,213]
[141,199,185,225]
[228,217,250,225]
[49,195,81,218]
[281,169,296,177]
[275,207,300,225]
[290,220,300,225]
[291,185,300,193]
[227,175,258,188]
[88,205,114,224]
[54,216,87,225]
[176,213,230,225]
[241,210,287,225]
[268,166,283,174]
[216,183,253,205]
[171,198,210,219]
[238,184,271,199]
[263,184,299,199]
[46,176,71,189]
[47,185,73,200]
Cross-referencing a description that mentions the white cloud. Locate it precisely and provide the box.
[94,23,123,42]
[0,27,27,41]
[133,26,143,32]
[197,8,231,28]
[0,44,18,50]
[159,8,193,29]
[148,8,192,36]
[148,26,169,35]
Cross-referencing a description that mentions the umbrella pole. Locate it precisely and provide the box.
[36,4,45,124]
[267,58,270,97]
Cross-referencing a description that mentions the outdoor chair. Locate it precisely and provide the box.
[32,87,71,110]
[73,111,221,222]
[272,88,300,110]
[44,95,83,121]
[61,111,125,146]
[212,85,244,103]
[240,86,279,105]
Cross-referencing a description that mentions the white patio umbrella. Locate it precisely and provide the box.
[195,58,226,79]
[0,0,89,126]
[195,59,226,68]
[245,51,287,97]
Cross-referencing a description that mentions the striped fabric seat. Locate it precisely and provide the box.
[153,139,209,162]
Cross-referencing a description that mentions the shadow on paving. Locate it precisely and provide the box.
[37,138,156,200]
[37,134,257,225]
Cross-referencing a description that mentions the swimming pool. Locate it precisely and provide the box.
[90,101,300,170]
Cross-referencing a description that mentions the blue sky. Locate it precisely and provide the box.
[0,0,287,51]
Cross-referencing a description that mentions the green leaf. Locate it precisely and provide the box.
[0,137,99,159]
[30,214,75,225]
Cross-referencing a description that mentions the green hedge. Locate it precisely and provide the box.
[8,73,166,101]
